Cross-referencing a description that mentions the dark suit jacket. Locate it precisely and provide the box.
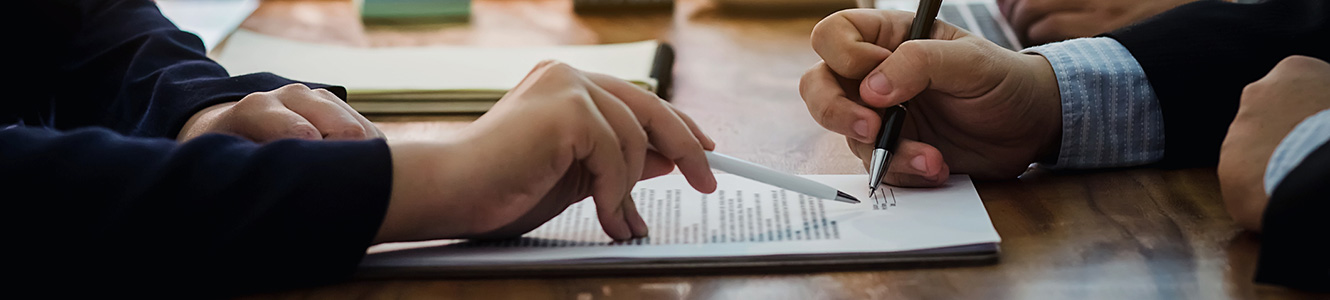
[2,0,391,296]
[1106,0,1329,291]
[1259,142,1330,291]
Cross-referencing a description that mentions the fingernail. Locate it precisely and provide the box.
[866,72,891,95]
[853,120,870,140]
[911,155,929,174]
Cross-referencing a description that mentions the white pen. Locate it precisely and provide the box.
[705,151,860,204]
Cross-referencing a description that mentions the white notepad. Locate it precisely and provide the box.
[214,29,660,113]
[358,174,1001,278]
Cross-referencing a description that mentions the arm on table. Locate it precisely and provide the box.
[1,127,391,295]
[18,0,356,141]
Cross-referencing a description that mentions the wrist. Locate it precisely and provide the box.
[1022,53,1064,164]
[177,101,236,141]
[377,140,470,243]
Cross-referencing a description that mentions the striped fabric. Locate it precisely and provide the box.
[1265,109,1330,195]
[1022,37,1166,169]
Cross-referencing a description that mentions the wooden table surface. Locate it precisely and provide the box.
[236,0,1323,298]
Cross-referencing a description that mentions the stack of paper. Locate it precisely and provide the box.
[156,0,259,52]
[358,174,1001,278]
[215,29,660,113]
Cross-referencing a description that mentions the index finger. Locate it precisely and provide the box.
[811,9,968,79]
[584,72,718,194]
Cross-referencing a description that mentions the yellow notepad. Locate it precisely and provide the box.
[215,29,659,113]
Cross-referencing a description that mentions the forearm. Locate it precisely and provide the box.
[30,0,346,138]
[1,126,391,295]
[378,140,473,243]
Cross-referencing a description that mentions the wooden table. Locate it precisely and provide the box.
[237,0,1322,298]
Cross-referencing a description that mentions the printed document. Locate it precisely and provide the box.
[360,174,1001,274]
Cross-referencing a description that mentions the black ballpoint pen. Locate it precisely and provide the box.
[868,0,943,197]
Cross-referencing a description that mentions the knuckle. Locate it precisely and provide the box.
[534,59,558,70]
[815,102,839,127]
[809,13,841,46]
[566,89,597,111]
[290,122,319,138]
[895,40,924,56]
[543,60,574,73]
[1270,55,1330,82]
[664,141,703,162]
[278,83,310,91]
[626,125,649,145]
[314,88,339,99]
[896,40,940,66]
[1275,55,1317,69]
[799,65,819,93]
[622,132,648,156]
[1239,81,1269,106]
[233,93,275,111]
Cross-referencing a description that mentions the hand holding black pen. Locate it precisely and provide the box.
[868,0,943,197]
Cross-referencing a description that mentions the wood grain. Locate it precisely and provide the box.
[236,0,1326,298]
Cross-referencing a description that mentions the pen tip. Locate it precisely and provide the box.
[837,191,860,204]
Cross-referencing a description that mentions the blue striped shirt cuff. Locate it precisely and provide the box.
[1265,109,1330,196]
[1022,37,1166,169]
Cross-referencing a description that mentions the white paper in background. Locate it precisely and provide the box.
[215,29,658,93]
[363,174,1001,266]
[155,0,260,51]
[874,0,1023,50]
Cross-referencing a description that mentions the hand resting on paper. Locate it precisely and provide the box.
[800,9,1062,187]
[378,61,718,242]
[177,83,386,142]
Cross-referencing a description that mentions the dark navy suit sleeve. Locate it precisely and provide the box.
[2,127,392,296]
[15,0,346,138]
[1256,142,1330,292]
[3,0,388,296]
[1101,0,1330,290]
[1104,0,1330,167]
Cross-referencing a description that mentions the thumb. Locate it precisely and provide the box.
[858,38,1001,107]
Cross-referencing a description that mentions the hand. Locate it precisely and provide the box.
[1218,55,1330,232]
[178,83,385,142]
[801,9,1061,187]
[378,61,718,243]
[995,0,1197,46]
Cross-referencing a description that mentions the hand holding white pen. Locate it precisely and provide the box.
[706,151,860,204]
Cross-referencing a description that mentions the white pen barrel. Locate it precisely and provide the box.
[705,151,831,198]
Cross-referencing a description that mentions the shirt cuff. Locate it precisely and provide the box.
[1022,37,1166,169]
[1265,109,1330,196]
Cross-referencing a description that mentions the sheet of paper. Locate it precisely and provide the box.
[215,29,658,93]
[363,174,1000,267]
[156,0,259,51]
[875,0,1022,50]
